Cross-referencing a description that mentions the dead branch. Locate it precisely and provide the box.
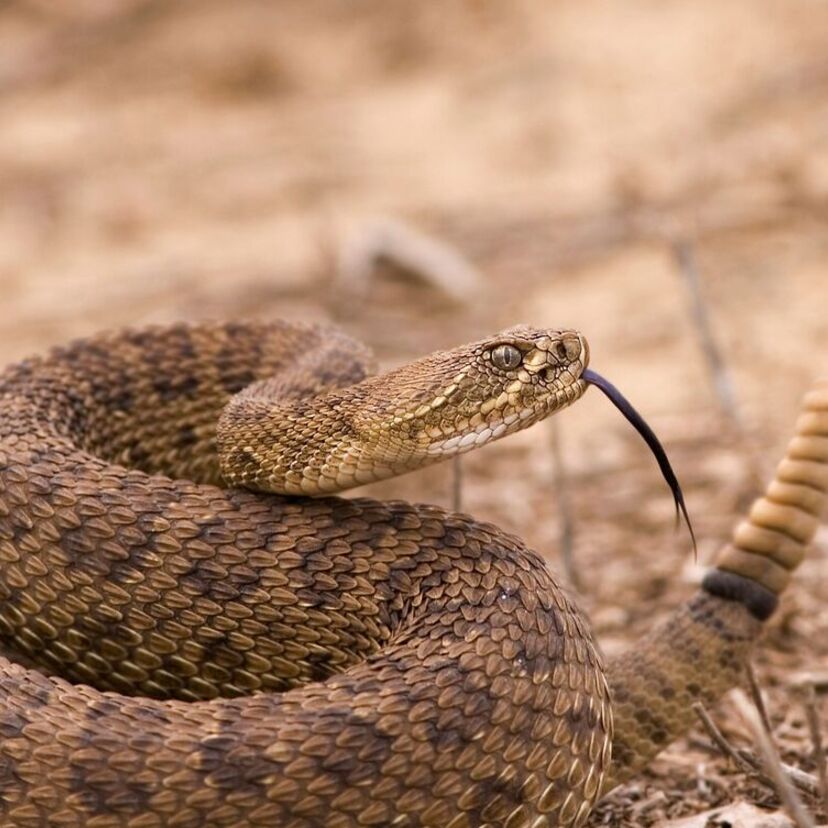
[802,682,828,817]
[452,456,463,513]
[336,217,483,304]
[671,240,741,428]
[549,418,580,591]
[732,689,817,828]
[746,661,773,735]
[693,702,822,801]
[693,702,757,775]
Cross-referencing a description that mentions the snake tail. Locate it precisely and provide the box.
[604,377,828,788]
[703,379,828,617]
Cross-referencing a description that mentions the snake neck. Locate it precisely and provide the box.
[217,377,384,495]
[217,344,588,497]
[217,372,482,496]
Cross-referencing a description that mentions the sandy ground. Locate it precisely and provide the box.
[1,1,828,824]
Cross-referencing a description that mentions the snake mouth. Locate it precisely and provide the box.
[582,368,696,553]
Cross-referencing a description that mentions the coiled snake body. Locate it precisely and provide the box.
[0,320,825,827]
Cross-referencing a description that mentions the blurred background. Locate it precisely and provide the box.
[1,1,828,824]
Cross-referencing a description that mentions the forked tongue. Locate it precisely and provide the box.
[582,368,697,554]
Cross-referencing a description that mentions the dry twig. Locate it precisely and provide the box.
[672,241,741,428]
[693,702,755,775]
[693,702,821,802]
[336,218,483,304]
[549,419,580,591]
[732,689,816,828]
[802,682,828,817]
[452,456,463,513]
[746,661,773,735]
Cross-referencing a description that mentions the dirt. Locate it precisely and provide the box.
[1,1,828,825]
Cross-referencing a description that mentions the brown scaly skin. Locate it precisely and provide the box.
[0,321,823,827]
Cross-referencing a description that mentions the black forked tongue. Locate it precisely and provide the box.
[582,368,697,555]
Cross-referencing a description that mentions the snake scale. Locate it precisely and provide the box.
[0,319,825,827]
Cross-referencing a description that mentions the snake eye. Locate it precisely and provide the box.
[491,344,522,371]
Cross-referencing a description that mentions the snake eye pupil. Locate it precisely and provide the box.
[555,342,568,361]
[491,344,522,371]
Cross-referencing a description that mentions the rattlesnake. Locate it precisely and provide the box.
[0,319,824,827]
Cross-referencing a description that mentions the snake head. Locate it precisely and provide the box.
[370,325,591,460]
